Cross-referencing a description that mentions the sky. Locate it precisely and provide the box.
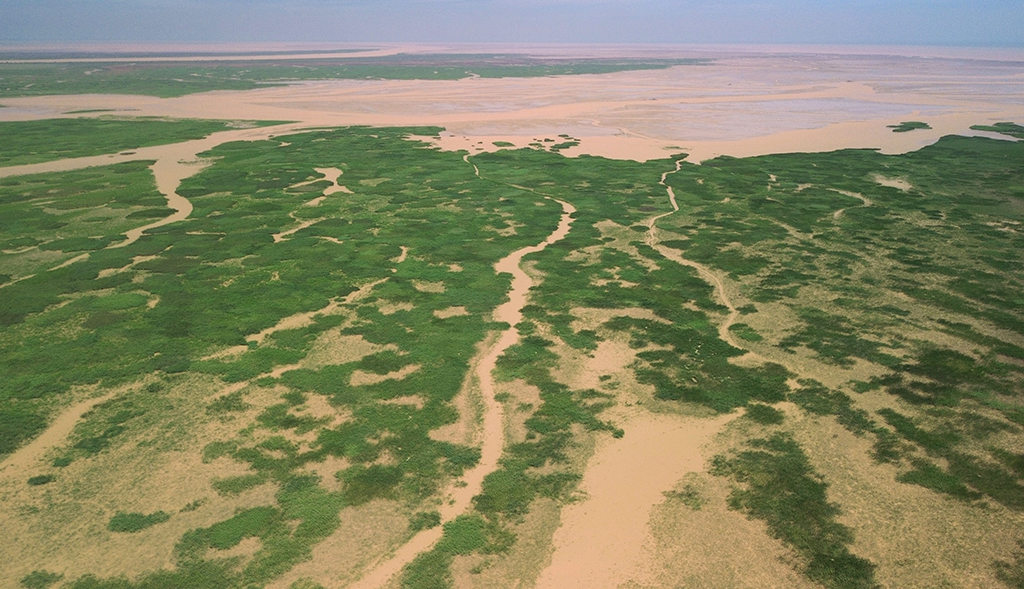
[1,0,1022,47]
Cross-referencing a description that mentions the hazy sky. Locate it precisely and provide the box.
[2,0,1022,46]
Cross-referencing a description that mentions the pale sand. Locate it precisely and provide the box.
[0,390,118,481]
[291,167,352,197]
[2,50,1022,163]
[871,174,913,192]
[534,411,737,588]
[348,199,576,589]
[349,364,421,387]
[272,216,323,243]
[314,167,354,195]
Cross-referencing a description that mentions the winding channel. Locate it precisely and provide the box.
[349,196,576,589]
[0,123,308,264]
[646,159,749,352]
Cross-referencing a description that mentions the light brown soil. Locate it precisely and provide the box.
[641,470,820,589]
[433,306,470,319]
[789,412,1024,587]
[0,390,118,482]
[0,375,282,588]
[535,411,737,588]
[872,174,914,192]
[4,49,1022,165]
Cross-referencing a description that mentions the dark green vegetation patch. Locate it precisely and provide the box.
[20,571,63,589]
[0,117,272,167]
[887,121,931,133]
[107,511,171,533]
[3,116,1024,589]
[712,433,878,588]
[0,55,708,98]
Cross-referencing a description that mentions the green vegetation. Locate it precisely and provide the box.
[0,159,170,283]
[107,511,171,533]
[20,571,63,589]
[664,481,706,510]
[409,510,442,531]
[403,515,512,589]
[729,322,763,342]
[970,122,1024,139]
[745,403,785,425]
[27,474,54,486]
[887,121,932,133]
[0,117,276,167]
[0,55,708,98]
[3,113,1024,588]
[712,433,878,588]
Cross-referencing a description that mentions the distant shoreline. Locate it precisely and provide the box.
[1,42,1023,64]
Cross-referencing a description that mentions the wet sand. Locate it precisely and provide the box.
[2,48,1022,163]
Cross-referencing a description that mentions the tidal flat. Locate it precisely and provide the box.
[1,45,1024,589]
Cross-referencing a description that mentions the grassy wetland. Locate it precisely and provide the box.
[0,54,705,99]
[1,101,1024,589]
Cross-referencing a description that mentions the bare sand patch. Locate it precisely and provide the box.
[377,300,415,315]
[535,411,737,589]
[350,364,421,386]
[208,535,261,563]
[0,375,284,588]
[451,498,562,589]
[391,245,409,264]
[306,455,351,493]
[640,471,819,588]
[497,378,543,446]
[411,279,445,293]
[0,389,118,480]
[434,305,470,319]
[429,334,491,448]
[872,173,914,191]
[568,306,669,332]
[315,166,353,195]
[272,216,322,242]
[378,395,426,410]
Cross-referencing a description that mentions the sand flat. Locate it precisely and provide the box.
[3,49,1022,163]
[535,411,737,588]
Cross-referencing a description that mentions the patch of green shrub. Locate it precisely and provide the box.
[745,403,784,425]
[712,433,878,588]
[20,571,62,589]
[108,511,171,533]
[27,474,54,486]
[888,121,931,133]
[409,511,442,532]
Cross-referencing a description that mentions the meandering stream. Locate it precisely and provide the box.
[348,197,576,589]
